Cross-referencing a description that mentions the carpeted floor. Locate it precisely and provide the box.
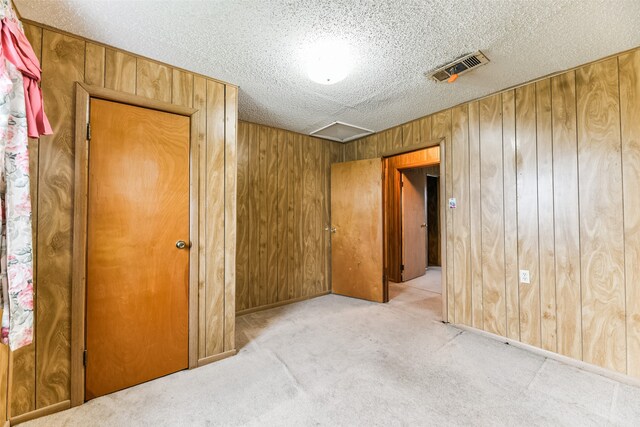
[25,269,640,426]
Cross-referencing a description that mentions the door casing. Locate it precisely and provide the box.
[71,82,201,407]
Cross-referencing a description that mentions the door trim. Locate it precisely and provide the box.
[381,139,447,321]
[71,82,200,407]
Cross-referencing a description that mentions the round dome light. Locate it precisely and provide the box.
[305,39,353,85]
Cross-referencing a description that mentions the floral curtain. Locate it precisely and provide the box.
[0,0,51,350]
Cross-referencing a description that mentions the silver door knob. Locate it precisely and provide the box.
[176,240,188,249]
[324,226,337,233]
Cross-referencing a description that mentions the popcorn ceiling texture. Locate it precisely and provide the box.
[16,0,640,135]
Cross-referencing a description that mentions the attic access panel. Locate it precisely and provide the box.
[310,121,374,143]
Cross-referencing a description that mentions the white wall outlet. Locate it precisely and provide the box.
[519,270,530,284]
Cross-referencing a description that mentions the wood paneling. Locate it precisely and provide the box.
[502,90,520,340]
[515,83,541,347]
[552,71,581,360]
[468,101,483,330]
[536,79,557,352]
[136,59,172,102]
[12,21,238,418]
[479,95,506,336]
[37,29,85,409]
[236,122,342,313]
[620,50,640,377]
[105,49,135,94]
[576,58,625,373]
[451,105,471,326]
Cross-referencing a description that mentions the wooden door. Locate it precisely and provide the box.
[401,168,427,281]
[427,175,440,266]
[331,158,384,302]
[85,99,190,400]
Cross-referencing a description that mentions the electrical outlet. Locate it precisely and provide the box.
[519,270,530,284]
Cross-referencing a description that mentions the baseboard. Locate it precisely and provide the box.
[10,400,71,425]
[236,291,331,316]
[197,349,237,367]
[452,323,640,388]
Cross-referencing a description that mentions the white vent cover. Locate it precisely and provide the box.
[310,121,374,143]
[427,51,490,82]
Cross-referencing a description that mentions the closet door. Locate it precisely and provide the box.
[85,98,190,400]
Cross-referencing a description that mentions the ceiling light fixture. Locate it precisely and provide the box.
[305,39,353,85]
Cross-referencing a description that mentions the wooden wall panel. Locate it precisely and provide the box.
[172,70,194,108]
[515,84,541,347]
[193,76,207,360]
[235,123,341,313]
[136,59,172,102]
[620,50,640,377]
[266,129,278,305]
[84,43,105,87]
[104,49,135,94]
[468,101,483,330]
[36,29,85,409]
[479,95,506,336]
[204,81,226,356]
[551,71,582,360]
[451,106,471,326]
[276,130,289,302]
[577,58,626,373]
[536,80,557,352]
[431,111,453,322]
[236,121,249,311]
[13,21,237,418]
[502,90,520,340]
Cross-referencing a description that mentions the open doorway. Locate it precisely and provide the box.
[383,146,443,313]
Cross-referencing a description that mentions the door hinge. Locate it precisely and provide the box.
[86,122,92,141]
[83,349,87,366]
[401,264,405,271]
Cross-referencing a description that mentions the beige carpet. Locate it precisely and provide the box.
[25,275,640,426]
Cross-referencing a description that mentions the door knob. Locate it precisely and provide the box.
[420,223,427,228]
[176,240,188,249]
[324,226,337,233]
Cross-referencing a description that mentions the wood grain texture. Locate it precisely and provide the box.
[451,105,471,326]
[236,122,249,311]
[104,49,135,94]
[551,71,582,360]
[344,141,356,162]
[36,30,84,409]
[620,50,640,377]
[276,129,289,301]
[136,58,172,102]
[468,101,483,330]
[293,134,304,298]
[515,83,541,347]
[85,99,190,400]
[84,43,105,87]
[331,159,384,302]
[258,126,268,304]
[400,168,426,281]
[536,79,557,352]
[193,76,207,360]
[205,81,226,357]
[172,70,194,108]
[502,90,520,340]
[302,137,316,296]
[266,129,278,304]
[224,85,238,352]
[479,95,506,336]
[577,58,626,373]
[431,111,453,322]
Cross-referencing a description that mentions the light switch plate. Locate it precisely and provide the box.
[519,270,530,284]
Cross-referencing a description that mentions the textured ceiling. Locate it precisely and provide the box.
[16,0,640,135]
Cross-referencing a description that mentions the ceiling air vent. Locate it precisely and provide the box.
[310,121,374,143]
[426,51,490,82]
